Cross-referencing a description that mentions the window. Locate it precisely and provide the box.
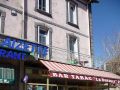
[67,35,79,64]
[35,25,52,59]
[67,1,78,26]
[27,85,47,90]
[36,0,50,14]
[0,67,15,84]
[37,26,49,46]
[0,11,5,33]
[68,87,77,90]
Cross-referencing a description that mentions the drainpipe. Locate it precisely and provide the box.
[88,0,99,67]
[22,0,25,39]
[88,3,94,67]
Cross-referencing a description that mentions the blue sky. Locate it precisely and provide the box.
[92,0,120,67]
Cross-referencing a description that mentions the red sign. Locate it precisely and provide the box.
[49,72,120,84]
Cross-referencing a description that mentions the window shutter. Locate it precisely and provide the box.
[66,34,70,60]
[67,1,70,22]
[77,38,80,61]
[74,38,79,59]
[49,29,52,60]
[46,30,49,46]
[0,12,6,33]
[35,25,38,42]
[35,0,39,10]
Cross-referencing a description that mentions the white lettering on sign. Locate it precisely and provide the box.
[49,72,120,84]
[71,75,75,79]
[79,76,85,80]
[63,74,69,78]
[52,73,58,77]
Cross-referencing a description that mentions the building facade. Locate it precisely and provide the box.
[1,0,120,90]
[0,0,93,67]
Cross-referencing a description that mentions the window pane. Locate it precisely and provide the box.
[0,68,3,79]
[68,2,77,24]
[58,86,65,90]
[0,68,3,83]
[49,86,57,90]
[70,3,75,23]
[69,37,76,52]
[38,0,46,11]
[11,69,14,80]
[39,30,47,45]
[27,85,47,90]
[68,87,77,90]
[0,67,14,84]
[43,0,46,11]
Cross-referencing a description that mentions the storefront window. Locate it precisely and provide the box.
[58,86,65,90]
[0,67,14,84]
[27,85,46,90]
[49,86,57,90]
[49,86,65,90]
[68,87,77,90]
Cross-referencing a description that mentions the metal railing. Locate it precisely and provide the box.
[36,45,91,66]
[0,34,91,67]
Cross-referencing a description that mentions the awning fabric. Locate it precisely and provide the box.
[40,60,120,84]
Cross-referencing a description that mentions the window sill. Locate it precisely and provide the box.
[67,22,79,28]
[36,9,52,18]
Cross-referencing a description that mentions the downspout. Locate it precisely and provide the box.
[88,0,99,67]
[88,3,94,67]
[22,0,27,39]
[22,0,25,39]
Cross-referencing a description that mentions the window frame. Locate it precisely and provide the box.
[66,0,79,28]
[37,25,48,46]
[35,23,52,60]
[35,0,52,17]
[67,33,80,64]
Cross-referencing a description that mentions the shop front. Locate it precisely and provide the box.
[0,34,120,90]
[25,60,120,90]
[0,34,48,90]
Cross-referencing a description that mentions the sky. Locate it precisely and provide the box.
[92,0,120,67]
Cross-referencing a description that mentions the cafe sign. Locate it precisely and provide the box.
[0,37,48,60]
[50,72,120,84]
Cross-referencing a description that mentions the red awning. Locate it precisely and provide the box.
[40,60,120,84]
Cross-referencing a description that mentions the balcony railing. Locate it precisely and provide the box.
[38,45,91,66]
[0,34,91,66]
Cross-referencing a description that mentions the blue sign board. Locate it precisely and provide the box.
[0,37,48,60]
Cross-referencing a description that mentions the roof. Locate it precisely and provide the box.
[40,60,120,84]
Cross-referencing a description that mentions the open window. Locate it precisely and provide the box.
[67,1,78,27]
[36,0,51,16]
[35,25,52,60]
[67,35,79,64]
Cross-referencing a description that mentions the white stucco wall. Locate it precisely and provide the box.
[0,0,92,67]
